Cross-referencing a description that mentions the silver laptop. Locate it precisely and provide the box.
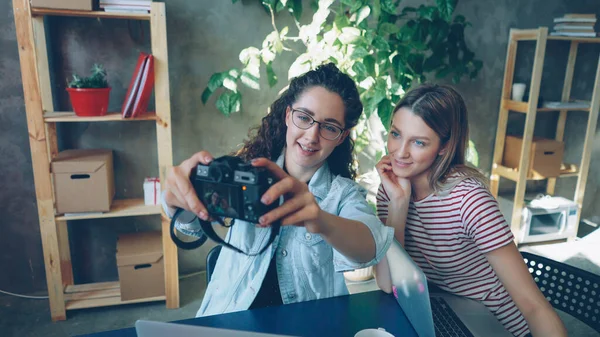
[135,320,298,337]
[386,240,513,337]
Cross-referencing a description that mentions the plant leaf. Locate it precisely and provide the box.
[341,0,362,13]
[207,72,226,92]
[288,53,312,79]
[239,46,261,65]
[392,54,406,79]
[436,0,457,21]
[352,61,368,79]
[355,6,371,25]
[216,91,242,116]
[378,22,400,35]
[417,5,437,20]
[466,139,479,167]
[201,87,213,105]
[339,27,362,44]
[363,55,376,77]
[377,99,393,131]
[340,0,361,6]
[372,35,390,52]
[453,14,466,24]
[363,101,375,119]
[407,53,424,74]
[310,0,318,12]
[380,0,396,15]
[351,46,370,60]
[334,12,351,28]
[435,65,452,79]
[240,70,260,90]
[266,62,278,87]
[371,0,381,20]
[423,54,444,72]
[288,0,303,21]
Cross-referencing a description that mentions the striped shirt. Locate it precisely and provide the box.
[377,178,530,337]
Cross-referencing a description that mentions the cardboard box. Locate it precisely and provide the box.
[116,231,165,301]
[30,0,94,11]
[51,149,115,214]
[503,136,564,179]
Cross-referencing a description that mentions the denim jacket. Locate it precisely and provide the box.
[162,154,394,317]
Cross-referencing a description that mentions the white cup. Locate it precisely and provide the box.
[354,328,395,337]
[512,83,526,101]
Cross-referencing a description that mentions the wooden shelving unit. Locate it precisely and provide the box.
[31,7,152,20]
[43,111,158,122]
[54,199,162,221]
[63,281,166,310]
[490,27,600,242]
[12,0,179,321]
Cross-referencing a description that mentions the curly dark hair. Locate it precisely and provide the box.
[236,63,363,179]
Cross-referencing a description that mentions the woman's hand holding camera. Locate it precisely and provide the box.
[164,151,214,221]
[251,158,327,234]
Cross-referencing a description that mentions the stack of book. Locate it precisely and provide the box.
[552,14,597,37]
[122,52,155,118]
[100,0,152,13]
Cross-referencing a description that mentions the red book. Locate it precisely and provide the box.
[131,54,154,118]
[122,52,149,118]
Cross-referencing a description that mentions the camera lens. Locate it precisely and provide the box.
[208,163,232,182]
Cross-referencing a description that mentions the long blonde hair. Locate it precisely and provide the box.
[392,84,487,194]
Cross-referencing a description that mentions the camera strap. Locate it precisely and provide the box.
[169,208,208,250]
[170,207,280,256]
[198,216,281,256]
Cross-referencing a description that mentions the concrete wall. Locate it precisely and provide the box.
[1,0,598,294]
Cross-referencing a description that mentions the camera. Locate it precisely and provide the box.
[191,156,278,223]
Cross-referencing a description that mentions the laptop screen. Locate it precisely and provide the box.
[386,240,436,337]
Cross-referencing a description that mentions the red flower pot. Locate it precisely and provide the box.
[67,87,111,117]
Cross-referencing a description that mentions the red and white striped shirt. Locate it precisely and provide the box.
[377,178,530,337]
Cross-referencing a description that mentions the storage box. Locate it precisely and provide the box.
[143,177,161,206]
[116,231,165,301]
[51,149,115,214]
[30,0,94,11]
[502,136,564,179]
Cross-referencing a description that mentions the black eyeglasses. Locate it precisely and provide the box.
[290,109,345,141]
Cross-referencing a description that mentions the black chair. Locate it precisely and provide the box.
[522,251,600,332]
[206,245,222,285]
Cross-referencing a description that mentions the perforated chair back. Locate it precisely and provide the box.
[206,245,222,285]
[522,251,600,332]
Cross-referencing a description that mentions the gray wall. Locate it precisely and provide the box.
[1,0,599,294]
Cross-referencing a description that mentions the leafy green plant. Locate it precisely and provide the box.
[67,64,109,88]
[204,0,482,166]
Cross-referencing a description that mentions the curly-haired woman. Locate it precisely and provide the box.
[162,63,394,317]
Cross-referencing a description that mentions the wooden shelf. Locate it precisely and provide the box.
[538,105,590,112]
[491,26,599,245]
[511,29,539,41]
[502,99,529,113]
[502,99,590,113]
[64,282,165,310]
[15,0,177,320]
[493,164,579,182]
[44,111,157,122]
[548,35,600,44]
[31,8,151,20]
[55,198,161,221]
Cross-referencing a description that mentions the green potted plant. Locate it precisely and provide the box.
[66,64,111,117]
